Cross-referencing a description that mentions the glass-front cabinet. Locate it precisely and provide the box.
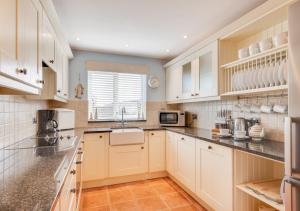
[182,61,193,98]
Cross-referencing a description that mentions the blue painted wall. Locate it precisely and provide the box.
[69,50,166,101]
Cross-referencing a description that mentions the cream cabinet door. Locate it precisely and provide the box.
[148,130,166,172]
[166,131,177,176]
[17,0,39,85]
[109,144,147,177]
[193,40,219,97]
[55,44,64,97]
[83,133,109,181]
[166,66,182,102]
[62,54,69,99]
[0,0,18,80]
[42,9,55,69]
[196,141,233,211]
[176,134,196,192]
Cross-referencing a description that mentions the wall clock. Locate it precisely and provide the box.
[148,76,160,88]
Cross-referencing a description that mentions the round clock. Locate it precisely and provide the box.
[148,76,160,88]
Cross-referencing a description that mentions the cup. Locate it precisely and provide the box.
[259,38,273,52]
[249,43,260,56]
[260,105,273,113]
[220,129,230,136]
[273,32,288,47]
[273,104,288,113]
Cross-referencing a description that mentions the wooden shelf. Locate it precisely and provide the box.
[236,183,284,211]
[220,44,288,69]
[221,85,288,97]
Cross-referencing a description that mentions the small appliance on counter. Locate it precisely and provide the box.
[37,109,75,134]
[232,117,258,141]
[159,110,186,126]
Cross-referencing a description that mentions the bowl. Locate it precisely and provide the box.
[249,43,260,56]
[259,38,273,52]
[273,32,288,47]
[238,48,249,59]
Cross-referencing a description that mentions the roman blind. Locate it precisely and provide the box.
[88,70,147,121]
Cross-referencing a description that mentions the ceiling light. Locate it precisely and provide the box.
[125,44,129,47]
[76,37,80,41]
[183,35,188,39]
[166,49,170,52]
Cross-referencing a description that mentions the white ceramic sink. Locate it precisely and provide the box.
[110,128,144,146]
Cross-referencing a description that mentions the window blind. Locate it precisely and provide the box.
[88,70,147,121]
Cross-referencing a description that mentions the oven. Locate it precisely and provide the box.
[159,111,186,126]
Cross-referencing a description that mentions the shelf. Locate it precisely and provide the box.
[220,44,288,69]
[221,85,288,97]
[167,95,221,104]
[236,183,284,211]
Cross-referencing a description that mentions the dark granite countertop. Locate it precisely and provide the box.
[0,129,83,211]
[82,126,284,162]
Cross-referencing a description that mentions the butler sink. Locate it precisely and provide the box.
[110,128,144,146]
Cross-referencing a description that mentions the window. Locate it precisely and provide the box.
[88,70,147,121]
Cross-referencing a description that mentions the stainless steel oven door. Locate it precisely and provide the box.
[75,149,84,210]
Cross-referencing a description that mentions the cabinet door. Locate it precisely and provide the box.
[193,40,218,97]
[176,135,196,192]
[149,130,166,172]
[83,133,108,181]
[196,141,233,211]
[166,66,182,101]
[166,131,177,176]
[0,0,18,79]
[55,44,64,97]
[62,54,69,99]
[109,144,147,177]
[17,0,39,84]
[182,61,193,99]
[42,10,55,69]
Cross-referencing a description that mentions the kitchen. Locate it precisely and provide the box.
[0,0,299,210]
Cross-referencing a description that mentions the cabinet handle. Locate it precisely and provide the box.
[49,60,54,64]
[181,137,184,140]
[81,141,85,144]
[191,94,194,96]
[176,96,179,99]
[23,68,27,75]
[37,80,45,84]
[70,169,76,175]
[141,146,144,149]
[64,93,67,96]
[208,146,212,150]
[57,90,61,93]
[70,188,76,193]
[77,151,83,155]
[195,93,199,96]
[16,68,26,74]
[76,161,82,164]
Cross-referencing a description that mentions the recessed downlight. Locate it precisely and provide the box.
[183,35,188,39]
[166,49,170,52]
[125,44,129,47]
[76,37,80,41]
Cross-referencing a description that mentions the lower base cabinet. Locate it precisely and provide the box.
[166,131,177,176]
[148,130,166,172]
[196,141,233,211]
[109,144,148,177]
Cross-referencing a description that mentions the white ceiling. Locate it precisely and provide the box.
[52,0,267,59]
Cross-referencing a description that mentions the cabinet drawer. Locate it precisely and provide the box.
[198,140,232,155]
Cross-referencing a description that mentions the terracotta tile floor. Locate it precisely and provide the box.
[82,177,207,211]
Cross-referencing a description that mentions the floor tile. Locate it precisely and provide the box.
[109,190,134,204]
[171,205,197,211]
[111,201,139,211]
[83,205,111,211]
[152,183,176,195]
[137,196,168,210]
[131,186,157,199]
[161,192,190,208]
[83,192,109,208]
[108,183,130,192]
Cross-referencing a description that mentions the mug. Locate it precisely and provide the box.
[220,129,230,136]
[259,38,273,52]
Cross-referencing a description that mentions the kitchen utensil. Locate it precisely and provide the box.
[259,38,273,52]
[238,47,250,59]
[249,43,260,56]
[261,105,273,113]
[273,31,288,47]
[234,117,246,132]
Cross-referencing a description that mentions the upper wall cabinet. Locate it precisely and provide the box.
[166,66,182,102]
[166,40,219,104]
[42,10,56,70]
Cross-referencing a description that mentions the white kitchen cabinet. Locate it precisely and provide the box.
[166,66,182,102]
[55,44,64,97]
[83,133,109,181]
[166,131,177,176]
[182,61,193,99]
[193,40,218,98]
[42,9,56,69]
[176,134,196,192]
[148,130,166,172]
[62,54,69,99]
[0,0,18,81]
[196,141,233,211]
[109,143,147,177]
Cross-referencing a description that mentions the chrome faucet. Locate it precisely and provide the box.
[120,106,127,128]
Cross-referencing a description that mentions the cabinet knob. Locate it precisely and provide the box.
[151,133,154,136]
[181,137,184,140]
[77,151,83,155]
[57,90,61,93]
[70,169,76,175]
[191,94,194,96]
[176,96,179,99]
[16,68,26,74]
[208,146,212,150]
[195,93,199,96]
[64,93,67,96]
[37,80,45,84]
[99,135,103,139]
[49,60,54,64]
[23,68,27,75]
[70,188,76,193]
[141,146,144,149]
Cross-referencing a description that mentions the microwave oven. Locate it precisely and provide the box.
[159,111,186,126]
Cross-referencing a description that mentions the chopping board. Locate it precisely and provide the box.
[246,179,283,204]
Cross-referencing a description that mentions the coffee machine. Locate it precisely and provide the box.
[37,110,58,135]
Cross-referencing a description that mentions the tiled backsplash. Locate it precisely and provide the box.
[0,96,48,149]
[180,95,288,142]
[50,100,178,128]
